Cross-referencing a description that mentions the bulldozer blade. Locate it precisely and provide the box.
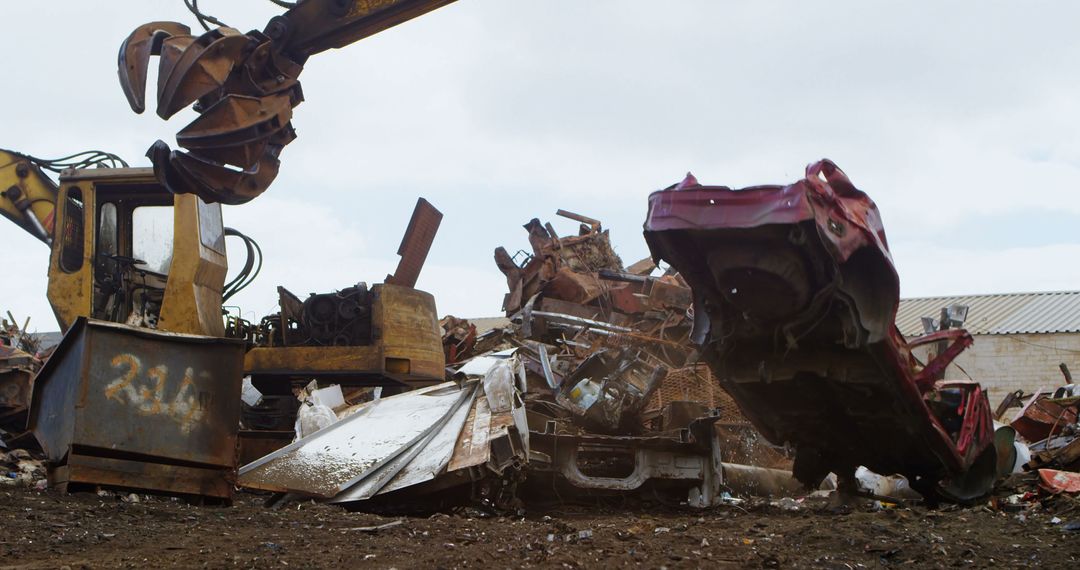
[175,93,293,169]
[157,27,251,120]
[117,22,192,114]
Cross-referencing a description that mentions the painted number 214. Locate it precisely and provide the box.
[104,353,209,434]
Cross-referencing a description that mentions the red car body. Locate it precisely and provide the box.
[644,160,996,500]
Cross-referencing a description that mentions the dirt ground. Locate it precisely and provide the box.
[1,487,1078,569]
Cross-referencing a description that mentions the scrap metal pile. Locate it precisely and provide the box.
[232,168,1080,511]
[0,314,44,443]
[5,153,1079,516]
[234,210,805,512]
[487,211,733,507]
[992,371,1080,512]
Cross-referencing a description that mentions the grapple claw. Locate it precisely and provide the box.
[172,150,282,205]
[175,94,294,169]
[156,27,252,119]
[118,22,192,114]
[146,139,285,206]
[121,0,459,203]
[121,19,304,204]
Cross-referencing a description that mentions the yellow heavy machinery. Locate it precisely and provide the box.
[242,198,447,393]
[1,147,447,497]
[0,149,227,336]
[0,0,462,499]
[236,198,447,460]
[1,148,245,500]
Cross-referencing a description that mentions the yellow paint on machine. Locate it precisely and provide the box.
[244,283,445,385]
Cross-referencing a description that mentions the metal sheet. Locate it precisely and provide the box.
[386,197,443,288]
[379,384,477,494]
[238,382,467,498]
[330,384,477,503]
[446,395,492,472]
[456,348,518,377]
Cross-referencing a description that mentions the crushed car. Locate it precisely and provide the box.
[644,159,998,502]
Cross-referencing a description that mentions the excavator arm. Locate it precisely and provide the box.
[273,0,459,59]
[0,150,59,245]
[118,0,459,205]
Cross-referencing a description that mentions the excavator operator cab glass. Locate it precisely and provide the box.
[198,200,224,254]
[98,202,118,258]
[47,167,229,337]
[132,205,175,275]
[59,187,84,273]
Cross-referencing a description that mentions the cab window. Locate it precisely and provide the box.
[198,199,225,254]
[98,202,118,257]
[59,187,85,273]
[132,205,174,274]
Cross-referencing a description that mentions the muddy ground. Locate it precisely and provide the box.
[0,486,1077,569]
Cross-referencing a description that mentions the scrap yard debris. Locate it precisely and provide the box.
[2,0,1079,565]
[0,313,46,445]
[644,161,1004,503]
[230,209,808,513]
[9,199,1080,518]
[4,177,1080,566]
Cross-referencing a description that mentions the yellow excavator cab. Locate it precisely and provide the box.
[45,167,226,337]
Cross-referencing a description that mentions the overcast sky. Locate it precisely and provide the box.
[2,1,1079,333]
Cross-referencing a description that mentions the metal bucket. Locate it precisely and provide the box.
[28,318,244,500]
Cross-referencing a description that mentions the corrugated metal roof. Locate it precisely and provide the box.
[896,291,1080,337]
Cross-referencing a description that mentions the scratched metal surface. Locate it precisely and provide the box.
[329,383,476,503]
[446,394,492,472]
[238,382,466,498]
[377,383,476,495]
[29,318,244,468]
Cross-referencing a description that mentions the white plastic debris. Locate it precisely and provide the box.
[311,384,346,410]
[294,402,338,440]
[240,376,263,407]
[1013,440,1031,473]
[483,359,517,413]
[855,466,921,500]
[567,378,601,411]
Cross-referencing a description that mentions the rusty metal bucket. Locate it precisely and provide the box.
[27,318,244,500]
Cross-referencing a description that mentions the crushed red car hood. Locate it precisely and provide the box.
[644,159,996,501]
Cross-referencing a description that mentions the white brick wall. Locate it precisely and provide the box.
[911,332,1080,406]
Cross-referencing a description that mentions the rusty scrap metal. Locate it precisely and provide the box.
[526,415,723,507]
[555,209,601,232]
[0,347,36,434]
[1,315,44,436]
[441,316,478,365]
[386,198,443,289]
[495,213,623,316]
[27,318,244,500]
[1011,389,1080,443]
[554,348,667,434]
